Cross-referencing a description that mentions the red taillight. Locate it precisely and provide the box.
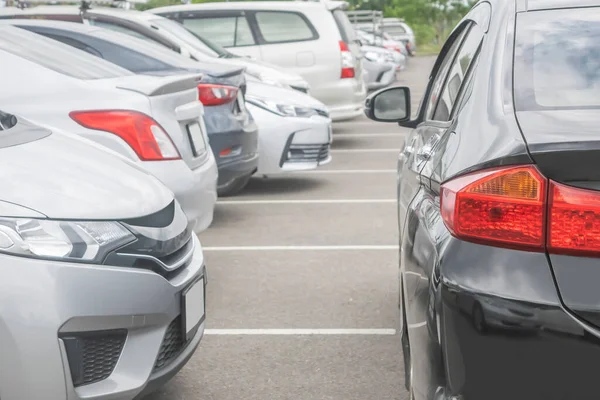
[69,110,180,161]
[198,84,238,106]
[441,166,546,250]
[548,181,600,255]
[441,165,600,256]
[339,40,355,79]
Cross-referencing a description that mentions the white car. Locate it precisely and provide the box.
[0,25,218,233]
[244,78,332,175]
[149,0,367,121]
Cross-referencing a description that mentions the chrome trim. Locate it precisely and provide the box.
[117,237,195,272]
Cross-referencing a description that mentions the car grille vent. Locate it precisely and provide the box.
[62,330,127,387]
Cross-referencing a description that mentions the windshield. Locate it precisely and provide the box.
[514,7,600,110]
[149,18,233,58]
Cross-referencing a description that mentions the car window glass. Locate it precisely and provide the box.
[34,31,104,58]
[182,16,254,47]
[0,26,131,80]
[514,7,600,110]
[433,25,483,121]
[331,9,357,43]
[424,24,470,120]
[255,11,314,43]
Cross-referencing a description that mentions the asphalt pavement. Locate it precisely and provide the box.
[146,55,437,400]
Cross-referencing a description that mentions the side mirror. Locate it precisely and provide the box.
[364,86,411,123]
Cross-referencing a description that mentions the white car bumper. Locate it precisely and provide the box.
[248,103,332,175]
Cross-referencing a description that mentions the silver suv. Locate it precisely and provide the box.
[0,112,206,400]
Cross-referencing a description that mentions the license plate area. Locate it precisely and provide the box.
[186,122,207,157]
[181,277,205,341]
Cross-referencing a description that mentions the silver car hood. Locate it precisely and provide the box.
[0,117,174,220]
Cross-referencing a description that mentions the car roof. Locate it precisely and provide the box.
[519,0,600,11]
[149,0,347,14]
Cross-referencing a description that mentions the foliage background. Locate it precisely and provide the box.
[136,0,477,53]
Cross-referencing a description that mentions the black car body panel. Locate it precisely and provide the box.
[368,0,600,399]
[7,20,259,188]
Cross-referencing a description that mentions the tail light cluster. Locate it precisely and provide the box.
[69,110,180,161]
[441,165,600,256]
[197,83,238,106]
[339,41,355,79]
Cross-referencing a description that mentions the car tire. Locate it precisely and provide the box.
[217,174,252,197]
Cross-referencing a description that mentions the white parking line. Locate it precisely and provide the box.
[331,149,401,153]
[204,329,397,335]
[294,169,396,174]
[218,199,395,205]
[407,322,427,329]
[203,245,399,251]
[333,133,404,138]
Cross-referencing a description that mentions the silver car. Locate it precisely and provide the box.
[0,110,206,399]
[0,25,218,233]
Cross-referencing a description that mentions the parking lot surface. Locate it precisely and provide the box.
[146,56,436,400]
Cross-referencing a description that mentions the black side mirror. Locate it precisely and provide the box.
[364,86,411,123]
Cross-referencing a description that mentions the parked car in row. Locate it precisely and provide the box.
[149,0,368,121]
[356,28,409,58]
[0,24,219,233]
[365,0,600,398]
[0,109,206,400]
[2,18,333,178]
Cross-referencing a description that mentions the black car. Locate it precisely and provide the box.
[365,0,600,399]
[0,18,259,196]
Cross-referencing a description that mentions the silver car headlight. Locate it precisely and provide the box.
[246,96,320,118]
[0,218,134,263]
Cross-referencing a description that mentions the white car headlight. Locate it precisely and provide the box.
[0,218,134,263]
[246,96,323,118]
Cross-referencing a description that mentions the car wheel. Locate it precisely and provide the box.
[217,174,252,197]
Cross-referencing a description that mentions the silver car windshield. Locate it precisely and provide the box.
[514,7,600,110]
[0,26,132,80]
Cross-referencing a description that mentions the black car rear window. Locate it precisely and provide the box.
[514,7,600,111]
[0,26,132,80]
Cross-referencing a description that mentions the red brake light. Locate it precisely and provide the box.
[339,40,355,79]
[548,182,600,255]
[441,164,600,256]
[441,165,546,250]
[198,84,238,106]
[69,110,180,161]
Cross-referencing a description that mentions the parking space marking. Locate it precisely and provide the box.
[331,149,401,153]
[204,329,397,335]
[203,245,399,251]
[407,322,427,329]
[295,169,396,174]
[218,199,395,205]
